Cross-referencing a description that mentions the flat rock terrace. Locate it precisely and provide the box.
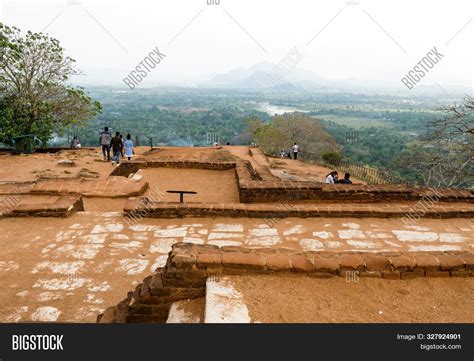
[0,146,472,323]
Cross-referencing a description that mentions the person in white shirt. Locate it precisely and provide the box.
[292,143,299,160]
[325,171,338,184]
[124,134,134,161]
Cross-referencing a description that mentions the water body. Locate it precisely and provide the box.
[258,102,309,115]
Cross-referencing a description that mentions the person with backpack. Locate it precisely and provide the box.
[110,132,123,165]
[119,134,125,158]
[99,127,112,161]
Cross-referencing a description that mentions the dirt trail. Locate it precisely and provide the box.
[268,157,365,183]
[227,146,363,183]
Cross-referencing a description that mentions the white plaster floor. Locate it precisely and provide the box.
[0,213,472,322]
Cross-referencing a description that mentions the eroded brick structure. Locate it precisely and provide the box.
[98,243,473,323]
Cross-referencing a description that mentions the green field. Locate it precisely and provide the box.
[315,115,394,129]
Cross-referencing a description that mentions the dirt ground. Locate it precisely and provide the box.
[0,213,471,322]
[137,147,235,163]
[0,146,472,323]
[0,148,111,182]
[140,168,239,203]
[227,146,363,183]
[232,275,474,323]
[268,157,365,183]
[0,146,357,184]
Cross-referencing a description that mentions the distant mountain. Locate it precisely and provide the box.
[202,61,326,89]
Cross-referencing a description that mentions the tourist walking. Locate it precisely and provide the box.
[119,134,125,158]
[124,134,134,161]
[110,132,123,165]
[99,127,112,161]
[292,143,299,160]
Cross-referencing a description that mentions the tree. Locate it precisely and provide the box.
[0,23,101,144]
[403,96,473,189]
[241,116,265,144]
[247,112,340,157]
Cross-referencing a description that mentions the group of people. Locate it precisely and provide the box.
[325,171,352,184]
[70,136,81,149]
[99,127,134,165]
[279,143,299,160]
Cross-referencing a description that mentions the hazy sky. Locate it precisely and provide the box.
[1,0,473,93]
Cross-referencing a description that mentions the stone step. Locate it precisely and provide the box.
[31,177,148,197]
[124,198,474,219]
[0,194,84,217]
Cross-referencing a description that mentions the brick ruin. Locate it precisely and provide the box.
[98,243,474,323]
[1,156,472,219]
[93,153,474,323]
[0,148,472,323]
[113,158,473,204]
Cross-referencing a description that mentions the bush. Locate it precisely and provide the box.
[322,152,341,165]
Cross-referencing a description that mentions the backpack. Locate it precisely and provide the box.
[100,132,112,145]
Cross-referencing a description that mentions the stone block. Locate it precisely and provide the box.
[414,255,440,270]
[290,255,315,272]
[364,255,392,272]
[222,252,266,270]
[338,255,365,271]
[266,254,292,271]
[312,257,339,273]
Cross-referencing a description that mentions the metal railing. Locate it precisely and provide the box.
[298,151,408,185]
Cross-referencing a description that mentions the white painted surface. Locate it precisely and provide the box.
[167,301,201,323]
[149,238,177,253]
[283,225,307,235]
[116,259,149,275]
[212,224,244,232]
[91,223,123,234]
[299,238,324,251]
[204,277,251,323]
[312,231,333,239]
[250,228,278,237]
[31,307,61,322]
[208,232,243,240]
[393,230,438,242]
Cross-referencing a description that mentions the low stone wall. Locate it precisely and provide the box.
[4,195,84,217]
[238,181,473,203]
[30,177,148,198]
[98,243,473,323]
[0,182,36,195]
[234,159,473,203]
[124,197,474,219]
[109,158,473,204]
[110,160,236,177]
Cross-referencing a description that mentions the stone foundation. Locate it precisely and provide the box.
[1,194,84,217]
[110,159,473,204]
[124,197,474,218]
[98,243,473,323]
[110,160,236,177]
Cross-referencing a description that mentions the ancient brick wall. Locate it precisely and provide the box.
[109,159,473,204]
[98,243,473,323]
[110,160,236,177]
[124,196,474,218]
